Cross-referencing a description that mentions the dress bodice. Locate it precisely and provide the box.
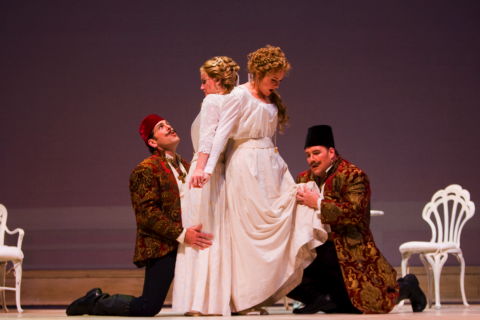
[190,94,225,154]
[204,85,278,173]
[190,113,200,153]
[228,85,278,140]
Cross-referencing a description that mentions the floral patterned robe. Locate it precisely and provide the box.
[129,149,189,267]
[297,157,399,313]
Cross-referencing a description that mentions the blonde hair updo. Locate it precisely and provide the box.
[247,45,291,80]
[200,56,240,94]
[247,45,291,132]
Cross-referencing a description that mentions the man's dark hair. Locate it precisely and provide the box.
[147,131,155,154]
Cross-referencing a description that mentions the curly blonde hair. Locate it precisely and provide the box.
[200,56,240,94]
[247,45,291,132]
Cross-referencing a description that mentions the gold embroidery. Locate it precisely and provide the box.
[167,158,186,183]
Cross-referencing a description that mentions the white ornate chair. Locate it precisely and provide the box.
[398,184,475,309]
[0,204,24,312]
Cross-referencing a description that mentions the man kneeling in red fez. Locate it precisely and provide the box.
[66,114,213,317]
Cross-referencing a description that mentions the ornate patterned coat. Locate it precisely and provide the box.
[297,157,399,313]
[129,149,189,267]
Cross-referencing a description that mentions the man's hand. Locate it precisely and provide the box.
[296,185,320,209]
[184,224,213,249]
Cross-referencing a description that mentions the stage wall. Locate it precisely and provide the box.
[1,0,479,269]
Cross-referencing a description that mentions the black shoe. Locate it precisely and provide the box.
[292,294,337,314]
[398,274,427,312]
[66,288,103,316]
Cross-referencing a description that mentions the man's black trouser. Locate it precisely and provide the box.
[92,250,177,317]
[129,250,177,316]
[287,241,360,313]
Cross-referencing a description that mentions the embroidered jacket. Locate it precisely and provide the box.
[297,157,399,313]
[129,149,189,267]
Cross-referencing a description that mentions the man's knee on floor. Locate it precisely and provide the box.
[129,299,163,317]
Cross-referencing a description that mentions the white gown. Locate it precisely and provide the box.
[204,85,328,312]
[172,94,231,315]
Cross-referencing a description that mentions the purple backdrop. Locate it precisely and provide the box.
[1,0,479,269]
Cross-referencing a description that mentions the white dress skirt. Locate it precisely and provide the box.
[172,94,232,316]
[204,85,328,312]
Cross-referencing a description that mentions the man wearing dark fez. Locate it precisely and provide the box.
[289,125,426,314]
[66,114,213,317]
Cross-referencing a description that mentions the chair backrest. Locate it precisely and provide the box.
[0,204,7,245]
[422,184,475,246]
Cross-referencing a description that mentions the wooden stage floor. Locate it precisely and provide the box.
[0,304,478,319]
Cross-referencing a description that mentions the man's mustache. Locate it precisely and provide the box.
[310,161,320,168]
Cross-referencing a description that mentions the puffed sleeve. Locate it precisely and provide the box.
[204,88,243,174]
[198,94,222,154]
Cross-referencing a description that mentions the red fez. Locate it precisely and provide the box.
[139,114,165,143]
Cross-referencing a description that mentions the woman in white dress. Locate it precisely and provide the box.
[198,46,328,314]
[172,56,240,316]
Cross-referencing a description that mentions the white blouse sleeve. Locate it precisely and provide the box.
[204,89,243,174]
[198,95,222,154]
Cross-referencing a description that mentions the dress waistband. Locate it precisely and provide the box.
[232,137,274,149]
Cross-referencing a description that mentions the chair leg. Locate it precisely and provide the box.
[13,261,23,313]
[419,254,433,308]
[398,253,411,307]
[400,253,410,277]
[454,253,469,306]
[424,253,448,309]
[0,262,7,312]
[432,260,442,310]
